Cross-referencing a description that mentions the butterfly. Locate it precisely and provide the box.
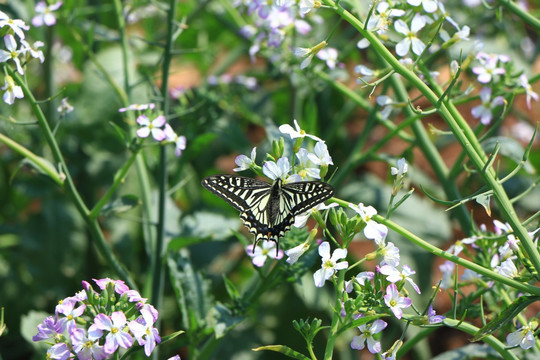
[201,175,334,252]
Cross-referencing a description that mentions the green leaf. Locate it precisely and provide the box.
[471,295,540,342]
[252,345,310,360]
[431,343,502,360]
[222,275,240,300]
[481,136,534,173]
[99,194,140,216]
[211,303,245,339]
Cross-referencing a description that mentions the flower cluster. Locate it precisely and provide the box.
[439,219,540,350]
[121,103,187,157]
[0,9,49,105]
[33,278,161,359]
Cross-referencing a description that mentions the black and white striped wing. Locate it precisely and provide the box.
[202,175,334,246]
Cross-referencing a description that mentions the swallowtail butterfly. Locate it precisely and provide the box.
[201,175,334,251]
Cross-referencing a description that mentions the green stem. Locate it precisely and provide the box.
[495,0,540,32]
[322,0,540,276]
[9,69,136,289]
[0,132,63,186]
[151,0,178,319]
[323,270,346,360]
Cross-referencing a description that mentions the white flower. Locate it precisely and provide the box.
[32,1,63,27]
[506,324,536,350]
[472,56,506,84]
[118,103,155,112]
[295,148,321,179]
[279,119,323,142]
[285,241,310,265]
[294,202,338,228]
[307,141,333,166]
[496,258,518,278]
[390,158,408,177]
[246,241,284,267]
[407,0,438,13]
[379,241,400,266]
[263,157,294,181]
[163,124,187,157]
[313,241,348,287]
[379,264,420,294]
[21,40,45,63]
[234,147,256,172]
[316,48,338,69]
[348,202,388,244]
[350,319,387,353]
[376,95,398,120]
[0,11,29,39]
[1,75,23,105]
[519,74,539,109]
[136,115,166,141]
[394,14,427,57]
[0,35,25,74]
[294,40,327,69]
[471,88,505,125]
[299,0,320,16]
[366,2,405,34]
[354,65,376,83]
[57,97,74,114]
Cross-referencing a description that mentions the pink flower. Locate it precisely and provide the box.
[246,240,284,267]
[350,319,387,353]
[128,306,161,356]
[383,284,411,319]
[136,115,167,141]
[93,278,130,295]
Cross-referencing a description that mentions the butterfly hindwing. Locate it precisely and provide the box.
[202,175,334,248]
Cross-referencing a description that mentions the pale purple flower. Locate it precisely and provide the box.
[93,278,130,295]
[376,95,398,120]
[384,284,411,319]
[0,11,29,39]
[246,240,284,267]
[0,35,25,74]
[136,114,167,141]
[307,141,333,166]
[366,2,405,33]
[164,123,187,157]
[299,0,319,16]
[394,14,427,57]
[313,241,348,287]
[407,0,438,13]
[33,316,62,342]
[128,306,161,356]
[427,305,445,324]
[346,271,375,293]
[519,74,539,109]
[316,48,339,69]
[56,300,86,332]
[472,57,506,84]
[379,264,421,294]
[90,312,134,354]
[506,324,536,350]
[118,103,155,112]
[71,328,107,360]
[348,203,388,244]
[1,75,23,105]
[32,1,63,27]
[234,147,256,172]
[47,343,72,360]
[354,65,376,84]
[461,268,481,282]
[471,88,505,125]
[57,97,74,114]
[350,319,387,353]
[279,119,324,142]
[125,289,147,304]
[446,236,477,256]
[439,260,455,289]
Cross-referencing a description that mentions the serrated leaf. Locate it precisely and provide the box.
[252,345,310,360]
[167,254,214,332]
[471,295,540,342]
[100,195,140,216]
[211,303,245,339]
[475,194,491,216]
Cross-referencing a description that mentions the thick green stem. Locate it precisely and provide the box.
[495,0,540,32]
[9,69,136,289]
[322,0,540,276]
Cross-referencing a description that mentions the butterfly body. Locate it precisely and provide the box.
[201,175,334,250]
